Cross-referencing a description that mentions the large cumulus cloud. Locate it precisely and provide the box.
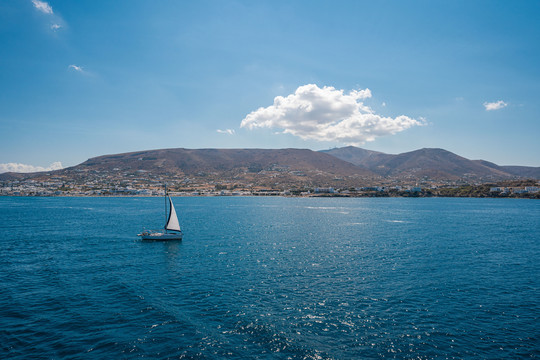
[241,84,422,145]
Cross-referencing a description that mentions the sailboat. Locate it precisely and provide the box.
[138,187,183,240]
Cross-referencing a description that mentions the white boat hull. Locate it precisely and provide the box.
[138,231,183,241]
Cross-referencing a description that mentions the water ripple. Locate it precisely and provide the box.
[0,196,538,359]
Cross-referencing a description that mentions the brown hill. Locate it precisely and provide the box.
[320,146,386,166]
[379,148,512,180]
[322,147,537,181]
[500,166,540,178]
[77,148,374,176]
[20,148,375,189]
[0,172,28,181]
[2,147,538,186]
[473,160,540,179]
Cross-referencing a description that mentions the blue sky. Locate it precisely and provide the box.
[1,0,539,172]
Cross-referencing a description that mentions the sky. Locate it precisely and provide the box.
[1,0,539,172]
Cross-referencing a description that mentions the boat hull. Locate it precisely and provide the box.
[139,231,183,241]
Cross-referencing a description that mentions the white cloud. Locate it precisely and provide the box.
[217,129,235,135]
[31,1,66,33]
[32,0,53,14]
[483,100,507,111]
[68,64,96,77]
[68,64,83,72]
[241,84,423,145]
[0,162,63,174]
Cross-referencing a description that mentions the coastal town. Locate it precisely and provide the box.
[2,168,538,198]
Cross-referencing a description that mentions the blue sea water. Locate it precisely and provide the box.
[0,196,539,359]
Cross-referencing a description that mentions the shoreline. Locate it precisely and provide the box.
[1,193,538,199]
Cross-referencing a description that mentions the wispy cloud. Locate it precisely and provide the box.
[31,1,66,32]
[241,84,423,145]
[217,129,235,135]
[483,100,507,111]
[68,64,96,77]
[68,64,83,72]
[31,0,53,14]
[0,161,63,174]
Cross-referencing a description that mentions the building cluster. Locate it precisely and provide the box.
[489,186,540,194]
[1,167,539,198]
[0,179,418,197]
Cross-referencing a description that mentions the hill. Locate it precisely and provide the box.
[78,148,373,177]
[473,160,540,179]
[319,146,386,166]
[322,147,539,181]
[0,148,376,190]
[2,147,539,192]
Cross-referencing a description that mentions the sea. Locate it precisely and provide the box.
[1,196,539,359]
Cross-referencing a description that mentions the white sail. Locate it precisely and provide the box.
[165,196,181,232]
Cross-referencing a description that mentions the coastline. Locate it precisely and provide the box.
[1,192,539,199]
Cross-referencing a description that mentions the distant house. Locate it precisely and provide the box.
[360,186,382,191]
[513,188,528,194]
[314,187,335,194]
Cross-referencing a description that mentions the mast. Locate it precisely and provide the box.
[164,184,168,232]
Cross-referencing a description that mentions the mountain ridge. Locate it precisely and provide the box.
[78,147,375,176]
[322,146,539,180]
[1,147,539,184]
[0,148,376,189]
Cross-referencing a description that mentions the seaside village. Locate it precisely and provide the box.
[1,168,539,198]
